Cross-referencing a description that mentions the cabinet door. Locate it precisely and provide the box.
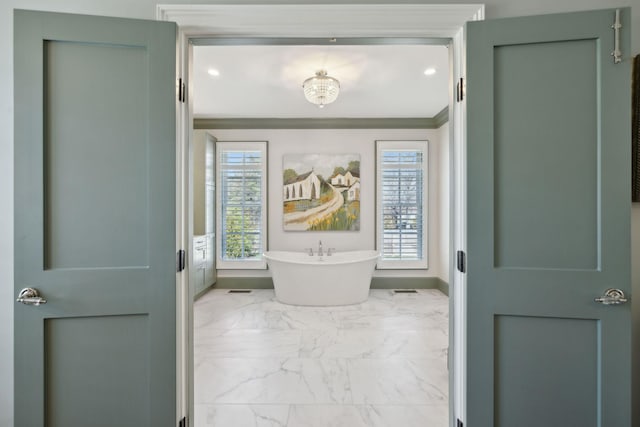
[205,183,214,235]
[206,138,215,234]
[205,234,216,286]
[192,237,206,295]
[193,133,206,236]
[194,266,206,296]
[193,133,215,236]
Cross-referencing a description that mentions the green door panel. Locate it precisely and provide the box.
[494,315,599,426]
[44,40,150,269]
[493,38,599,270]
[14,10,177,426]
[46,315,150,426]
[466,8,630,427]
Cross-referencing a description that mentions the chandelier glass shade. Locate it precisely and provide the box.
[302,70,340,108]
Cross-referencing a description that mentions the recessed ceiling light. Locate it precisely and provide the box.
[207,68,220,77]
[423,68,436,76]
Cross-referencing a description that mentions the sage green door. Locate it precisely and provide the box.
[466,8,631,427]
[14,10,177,426]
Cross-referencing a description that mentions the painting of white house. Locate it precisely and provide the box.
[283,154,360,231]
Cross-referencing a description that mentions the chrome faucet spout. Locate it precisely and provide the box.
[318,240,323,257]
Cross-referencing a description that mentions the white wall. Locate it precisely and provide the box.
[203,127,449,280]
[1,2,637,426]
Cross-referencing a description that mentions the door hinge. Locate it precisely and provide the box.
[457,419,464,427]
[178,78,186,103]
[456,77,464,102]
[177,249,186,272]
[178,416,188,427]
[456,250,466,273]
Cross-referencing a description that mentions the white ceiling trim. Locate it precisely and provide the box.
[157,4,485,38]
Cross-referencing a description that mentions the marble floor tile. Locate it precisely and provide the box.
[348,358,448,404]
[286,405,369,427]
[194,404,290,427]
[359,404,449,427]
[198,307,340,331]
[331,310,447,331]
[300,329,448,359]
[286,405,448,427]
[195,358,352,405]
[194,290,276,328]
[195,329,302,359]
[195,289,273,311]
[364,289,449,312]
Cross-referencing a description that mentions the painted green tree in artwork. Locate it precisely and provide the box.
[332,166,346,177]
[347,160,360,176]
[283,168,298,184]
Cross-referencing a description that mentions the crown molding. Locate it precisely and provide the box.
[158,4,485,38]
[193,114,448,130]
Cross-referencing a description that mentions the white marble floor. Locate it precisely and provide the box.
[194,288,449,427]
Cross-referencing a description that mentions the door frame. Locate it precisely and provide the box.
[158,4,485,425]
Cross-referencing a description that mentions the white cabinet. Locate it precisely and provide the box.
[192,131,216,297]
[192,235,207,296]
[194,132,214,236]
[205,234,215,286]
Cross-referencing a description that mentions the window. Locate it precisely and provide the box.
[376,140,428,269]
[216,141,267,269]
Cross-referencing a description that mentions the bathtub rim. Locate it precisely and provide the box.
[263,250,379,266]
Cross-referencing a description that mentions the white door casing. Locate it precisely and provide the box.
[158,4,485,425]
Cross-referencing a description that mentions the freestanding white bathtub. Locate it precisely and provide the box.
[263,250,379,306]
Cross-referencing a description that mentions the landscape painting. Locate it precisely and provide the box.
[283,153,360,231]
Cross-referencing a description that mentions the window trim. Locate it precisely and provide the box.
[215,141,268,269]
[375,140,429,269]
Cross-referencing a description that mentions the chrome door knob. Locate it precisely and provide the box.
[594,288,627,305]
[16,287,47,306]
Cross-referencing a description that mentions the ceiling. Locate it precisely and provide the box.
[192,44,450,119]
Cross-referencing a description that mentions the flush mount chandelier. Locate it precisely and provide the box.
[302,70,340,108]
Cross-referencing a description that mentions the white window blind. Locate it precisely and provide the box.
[376,140,428,269]
[216,141,267,269]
